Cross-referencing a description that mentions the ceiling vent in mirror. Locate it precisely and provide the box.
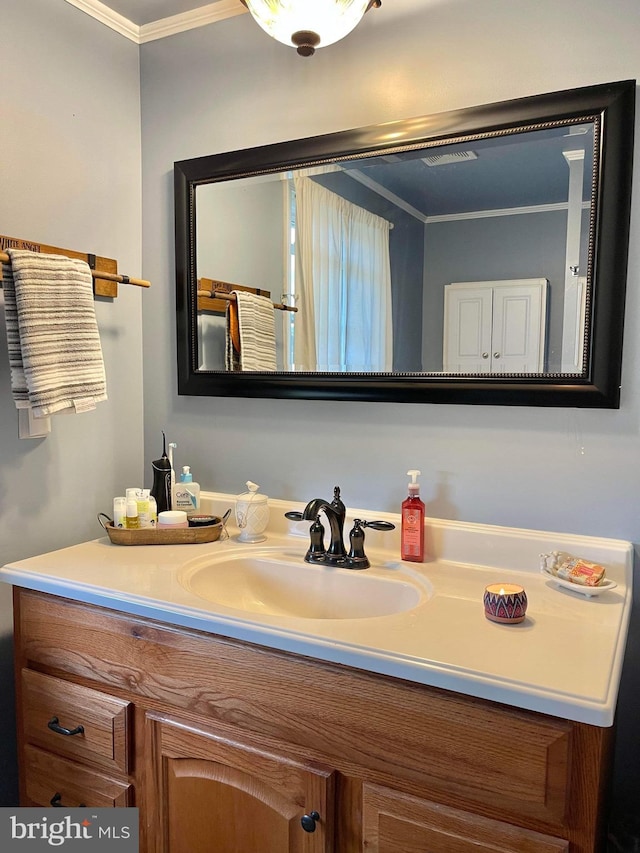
[423,151,478,167]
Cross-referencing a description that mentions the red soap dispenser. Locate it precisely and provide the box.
[401,469,425,562]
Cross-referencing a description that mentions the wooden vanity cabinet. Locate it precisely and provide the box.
[13,588,613,853]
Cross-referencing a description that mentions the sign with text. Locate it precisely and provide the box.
[0,809,138,851]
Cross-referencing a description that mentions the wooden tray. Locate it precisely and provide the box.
[100,519,222,546]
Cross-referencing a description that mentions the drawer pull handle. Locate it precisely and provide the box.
[300,811,320,833]
[50,793,86,808]
[48,716,85,737]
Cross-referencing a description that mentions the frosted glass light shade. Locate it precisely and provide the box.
[244,0,378,55]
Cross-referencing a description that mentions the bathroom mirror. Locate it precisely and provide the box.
[175,80,634,406]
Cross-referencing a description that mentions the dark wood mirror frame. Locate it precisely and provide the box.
[175,80,635,407]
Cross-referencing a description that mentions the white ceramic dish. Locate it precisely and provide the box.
[540,566,617,597]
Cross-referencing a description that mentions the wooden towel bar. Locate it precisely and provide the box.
[0,234,150,297]
[196,276,296,314]
[197,289,297,313]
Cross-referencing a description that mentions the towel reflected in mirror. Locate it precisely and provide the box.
[225,290,277,372]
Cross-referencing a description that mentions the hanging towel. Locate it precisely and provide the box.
[4,248,107,417]
[2,256,30,408]
[225,291,277,372]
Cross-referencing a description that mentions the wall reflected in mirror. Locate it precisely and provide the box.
[196,121,594,376]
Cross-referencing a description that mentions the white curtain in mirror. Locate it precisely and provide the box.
[293,174,392,371]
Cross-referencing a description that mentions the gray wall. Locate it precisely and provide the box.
[139,0,640,830]
[139,0,640,531]
[0,0,143,803]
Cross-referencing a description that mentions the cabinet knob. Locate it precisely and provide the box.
[50,793,86,807]
[48,716,85,737]
[482,352,489,358]
[300,811,320,833]
[493,352,501,359]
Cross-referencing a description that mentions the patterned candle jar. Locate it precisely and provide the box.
[483,583,528,624]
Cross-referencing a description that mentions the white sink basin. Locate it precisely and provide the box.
[178,547,430,619]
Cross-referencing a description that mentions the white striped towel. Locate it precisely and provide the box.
[4,249,107,417]
[225,291,277,372]
[2,256,29,408]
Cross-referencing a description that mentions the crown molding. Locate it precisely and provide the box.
[425,200,591,224]
[139,1,246,44]
[64,0,140,40]
[63,0,246,44]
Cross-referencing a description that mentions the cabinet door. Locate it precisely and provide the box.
[443,280,547,373]
[362,783,568,853]
[145,714,334,853]
[443,285,493,373]
[491,281,546,373]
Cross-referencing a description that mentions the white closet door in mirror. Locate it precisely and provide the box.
[443,279,547,373]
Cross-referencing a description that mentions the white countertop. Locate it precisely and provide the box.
[1,492,633,727]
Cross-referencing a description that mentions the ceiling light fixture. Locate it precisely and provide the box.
[240,0,382,57]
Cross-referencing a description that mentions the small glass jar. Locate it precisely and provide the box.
[235,481,269,543]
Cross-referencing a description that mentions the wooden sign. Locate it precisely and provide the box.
[0,234,119,298]
[197,277,271,315]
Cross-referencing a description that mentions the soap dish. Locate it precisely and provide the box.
[540,566,617,597]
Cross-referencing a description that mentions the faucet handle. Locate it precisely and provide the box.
[306,515,326,560]
[348,519,367,563]
[360,520,395,531]
[347,519,396,570]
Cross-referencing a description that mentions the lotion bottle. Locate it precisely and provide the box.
[172,466,201,516]
[401,469,425,562]
[113,497,126,529]
[125,497,140,530]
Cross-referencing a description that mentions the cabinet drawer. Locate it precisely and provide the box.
[24,745,133,808]
[22,669,131,774]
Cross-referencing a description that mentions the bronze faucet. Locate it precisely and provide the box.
[286,486,394,570]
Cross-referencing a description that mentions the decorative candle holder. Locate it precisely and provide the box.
[483,583,528,624]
